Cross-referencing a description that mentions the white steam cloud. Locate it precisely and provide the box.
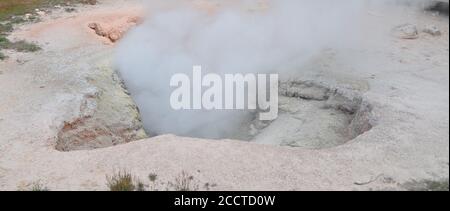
[115,0,434,139]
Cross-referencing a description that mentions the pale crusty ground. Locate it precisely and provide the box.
[0,0,448,190]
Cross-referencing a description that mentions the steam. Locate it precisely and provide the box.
[115,0,434,139]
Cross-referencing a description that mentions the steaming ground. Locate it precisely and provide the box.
[0,0,448,190]
[115,0,367,139]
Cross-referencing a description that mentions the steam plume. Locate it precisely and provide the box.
[115,0,433,139]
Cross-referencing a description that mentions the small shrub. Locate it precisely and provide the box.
[0,36,10,47]
[106,170,147,191]
[0,23,14,35]
[136,181,146,191]
[169,171,199,191]
[146,173,159,191]
[30,182,49,191]
[148,173,158,182]
[203,182,217,191]
[0,52,6,60]
[106,170,214,191]
[9,16,28,25]
[10,40,41,52]
[106,170,136,191]
[0,36,41,52]
[420,179,448,191]
[404,179,449,191]
[65,8,76,13]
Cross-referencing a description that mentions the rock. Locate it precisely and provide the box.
[35,9,46,17]
[24,13,33,20]
[108,29,123,42]
[127,16,143,24]
[88,18,141,43]
[87,22,97,29]
[88,23,107,37]
[55,66,148,151]
[393,24,419,39]
[279,80,330,101]
[423,25,441,36]
[36,11,46,17]
[65,8,77,13]
[16,59,28,65]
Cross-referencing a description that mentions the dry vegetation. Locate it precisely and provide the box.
[106,170,216,191]
[30,182,50,191]
[106,170,144,191]
[17,181,50,191]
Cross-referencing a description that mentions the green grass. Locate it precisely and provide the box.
[0,22,14,35]
[0,51,6,60]
[0,0,97,22]
[0,35,41,52]
[0,0,81,60]
[0,0,45,60]
[0,0,95,59]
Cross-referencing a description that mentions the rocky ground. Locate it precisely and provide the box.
[0,0,448,191]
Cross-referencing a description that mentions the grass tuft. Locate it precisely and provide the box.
[9,40,41,52]
[106,170,145,191]
[106,170,212,191]
[169,171,199,191]
[148,173,158,182]
[0,51,6,60]
[0,23,14,35]
[30,181,49,191]
[404,178,449,191]
[0,35,41,56]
